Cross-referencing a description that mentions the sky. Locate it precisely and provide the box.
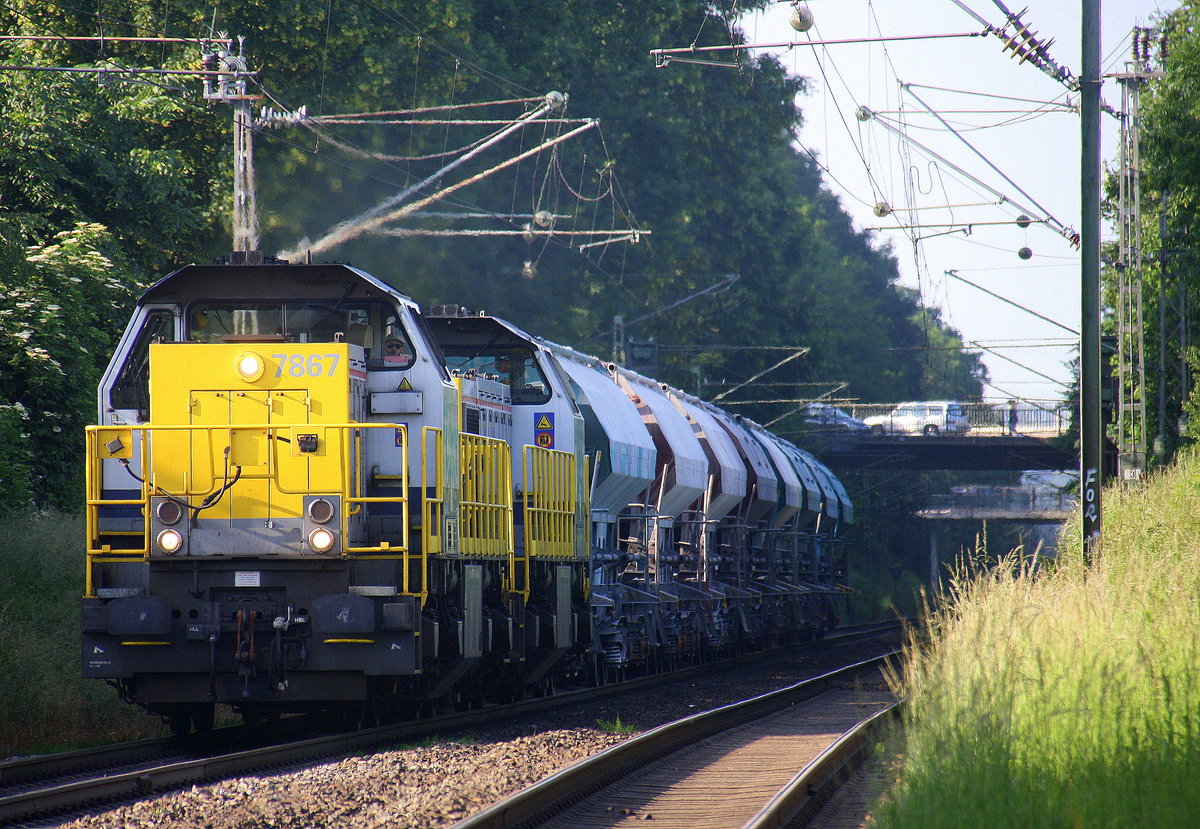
[715,0,1177,405]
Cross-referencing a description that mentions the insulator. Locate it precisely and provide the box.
[855,105,873,122]
[1132,27,1143,62]
[521,260,537,279]
[789,4,815,32]
[873,201,891,218]
[533,209,554,228]
[1016,214,1032,229]
[1159,33,1169,65]
[521,222,534,244]
[1018,247,1033,260]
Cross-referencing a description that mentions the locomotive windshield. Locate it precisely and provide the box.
[443,347,551,405]
[186,300,414,368]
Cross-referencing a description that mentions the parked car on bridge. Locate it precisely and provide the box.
[863,401,970,437]
[801,402,869,435]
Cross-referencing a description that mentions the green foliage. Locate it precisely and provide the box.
[1102,3,1200,462]
[595,715,637,735]
[0,6,235,507]
[0,403,33,510]
[840,466,1027,626]
[203,0,984,419]
[0,510,160,755]
[0,0,983,507]
[0,14,228,270]
[907,307,989,400]
[0,222,143,508]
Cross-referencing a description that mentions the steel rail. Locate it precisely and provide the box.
[2,622,904,823]
[451,652,898,829]
[0,736,174,787]
[744,701,904,829]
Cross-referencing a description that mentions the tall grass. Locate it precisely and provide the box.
[0,511,160,757]
[876,449,1200,827]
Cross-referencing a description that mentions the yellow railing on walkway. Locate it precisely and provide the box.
[421,426,444,559]
[458,433,514,559]
[522,445,579,560]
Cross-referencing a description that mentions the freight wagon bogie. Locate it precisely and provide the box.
[82,261,850,731]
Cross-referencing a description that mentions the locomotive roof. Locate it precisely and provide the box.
[138,262,416,306]
[423,311,540,350]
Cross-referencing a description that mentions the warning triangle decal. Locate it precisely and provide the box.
[398,377,413,390]
[535,414,553,430]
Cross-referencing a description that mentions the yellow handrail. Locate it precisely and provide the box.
[522,444,578,561]
[84,422,411,596]
[341,425,409,555]
[418,426,444,607]
[459,433,513,559]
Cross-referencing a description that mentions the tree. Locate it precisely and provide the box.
[1106,3,1199,458]
[0,0,985,505]
[0,222,142,508]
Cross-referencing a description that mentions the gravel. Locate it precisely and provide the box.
[58,637,897,829]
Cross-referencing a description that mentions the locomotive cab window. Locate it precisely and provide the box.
[110,309,175,416]
[443,347,551,404]
[186,301,411,361]
[375,315,416,370]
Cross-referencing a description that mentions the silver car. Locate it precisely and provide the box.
[801,402,869,434]
[863,401,969,437]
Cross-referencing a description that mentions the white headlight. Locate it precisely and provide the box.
[308,527,336,553]
[157,529,183,555]
[235,351,265,381]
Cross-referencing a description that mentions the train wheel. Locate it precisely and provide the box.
[242,709,282,727]
[359,697,387,728]
[193,704,215,733]
[167,704,214,735]
[167,709,192,736]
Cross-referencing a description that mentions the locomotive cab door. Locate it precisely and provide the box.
[94,304,179,542]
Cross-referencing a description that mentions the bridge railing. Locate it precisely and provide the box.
[846,400,1071,437]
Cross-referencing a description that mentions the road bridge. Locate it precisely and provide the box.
[819,434,1077,472]
[914,485,1075,581]
[914,486,1076,521]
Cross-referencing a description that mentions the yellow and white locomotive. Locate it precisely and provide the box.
[82,261,849,731]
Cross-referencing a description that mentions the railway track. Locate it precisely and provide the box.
[745,700,901,829]
[1,621,905,825]
[453,655,899,829]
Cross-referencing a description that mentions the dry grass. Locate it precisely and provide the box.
[875,449,1200,827]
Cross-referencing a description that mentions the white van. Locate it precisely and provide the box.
[863,401,969,436]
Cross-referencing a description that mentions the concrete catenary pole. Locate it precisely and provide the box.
[1080,0,1102,560]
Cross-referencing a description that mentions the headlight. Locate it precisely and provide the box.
[307,498,336,524]
[156,499,184,526]
[157,529,183,555]
[235,351,265,382]
[308,527,336,553]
